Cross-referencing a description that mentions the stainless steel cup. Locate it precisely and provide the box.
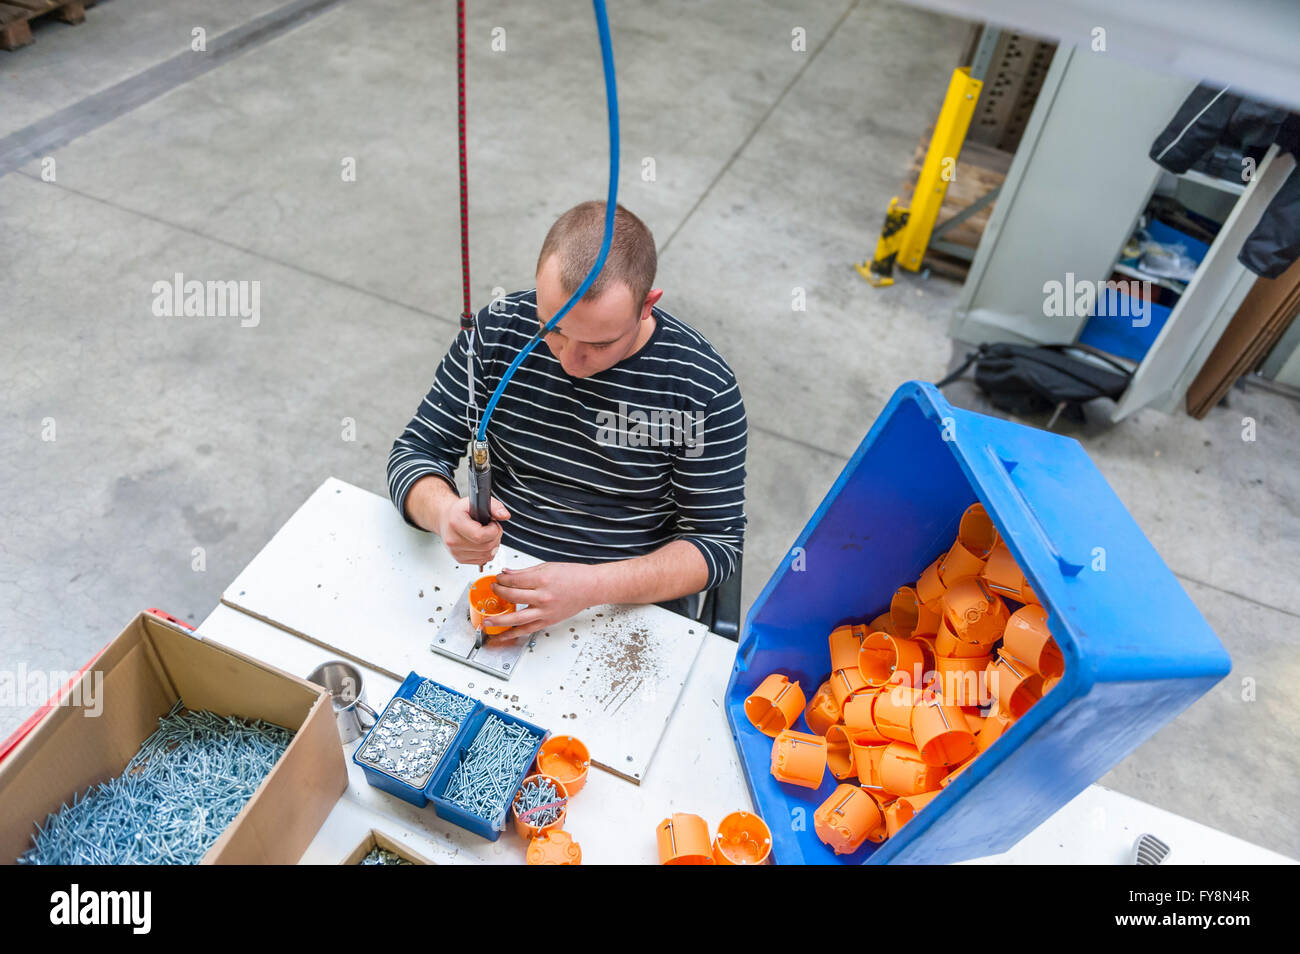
[307,660,378,744]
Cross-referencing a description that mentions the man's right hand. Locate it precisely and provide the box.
[436,494,511,565]
[405,474,511,564]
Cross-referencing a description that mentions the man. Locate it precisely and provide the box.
[387,201,747,639]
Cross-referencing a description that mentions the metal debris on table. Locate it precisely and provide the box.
[411,678,476,723]
[18,701,292,865]
[356,697,458,788]
[442,715,541,826]
[360,847,413,865]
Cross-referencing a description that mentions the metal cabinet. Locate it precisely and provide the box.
[948,45,1293,419]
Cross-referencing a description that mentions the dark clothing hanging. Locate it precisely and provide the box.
[1149,84,1300,279]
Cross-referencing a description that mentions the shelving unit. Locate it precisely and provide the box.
[949,43,1295,420]
[1178,168,1248,197]
[1113,262,1187,295]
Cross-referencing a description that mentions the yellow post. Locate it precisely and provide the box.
[857,67,983,286]
[854,198,909,287]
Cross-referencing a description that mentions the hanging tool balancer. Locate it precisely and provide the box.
[453,0,495,539]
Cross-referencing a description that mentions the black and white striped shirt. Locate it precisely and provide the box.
[387,290,747,588]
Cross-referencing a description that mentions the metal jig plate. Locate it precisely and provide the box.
[429,582,529,680]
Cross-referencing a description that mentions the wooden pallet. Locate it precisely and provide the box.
[899,131,1013,280]
[0,0,90,52]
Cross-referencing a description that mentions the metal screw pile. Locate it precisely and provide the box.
[356,698,457,788]
[442,716,540,826]
[360,847,412,865]
[514,776,565,829]
[411,679,475,723]
[18,701,291,865]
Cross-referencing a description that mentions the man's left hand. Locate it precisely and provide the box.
[487,562,602,640]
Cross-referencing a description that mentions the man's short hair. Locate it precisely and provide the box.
[536,201,657,308]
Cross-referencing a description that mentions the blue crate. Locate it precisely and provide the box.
[394,671,482,726]
[1078,289,1172,362]
[725,382,1231,865]
[352,696,460,808]
[352,672,481,807]
[427,706,548,841]
[1147,219,1210,265]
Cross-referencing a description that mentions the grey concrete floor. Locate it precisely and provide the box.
[2,0,1297,857]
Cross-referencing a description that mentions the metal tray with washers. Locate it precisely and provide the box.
[429,581,533,680]
[355,697,459,789]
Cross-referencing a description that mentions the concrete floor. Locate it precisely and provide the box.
[2,0,1297,857]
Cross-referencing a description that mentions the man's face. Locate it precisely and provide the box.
[535,255,651,378]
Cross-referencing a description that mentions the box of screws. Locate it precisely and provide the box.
[394,670,480,727]
[353,697,459,806]
[18,701,292,865]
[339,828,432,865]
[429,706,548,841]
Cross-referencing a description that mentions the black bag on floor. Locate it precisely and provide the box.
[936,343,1131,423]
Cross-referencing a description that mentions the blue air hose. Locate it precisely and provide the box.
[475,0,619,442]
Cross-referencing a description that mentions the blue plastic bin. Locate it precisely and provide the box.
[1147,219,1210,265]
[352,697,459,807]
[393,670,482,726]
[352,672,481,807]
[1078,289,1172,362]
[725,382,1230,864]
[427,706,548,841]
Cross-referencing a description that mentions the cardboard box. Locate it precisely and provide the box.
[0,611,348,864]
[340,829,434,865]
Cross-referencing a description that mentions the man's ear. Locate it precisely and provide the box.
[642,287,664,318]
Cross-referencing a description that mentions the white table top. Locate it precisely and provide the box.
[220,477,708,784]
[198,603,749,864]
[198,604,1292,865]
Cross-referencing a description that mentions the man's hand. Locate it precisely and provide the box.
[435,494,511,566]
[404,475,512,565]
[482,541,710,640]
[488,562,603,640]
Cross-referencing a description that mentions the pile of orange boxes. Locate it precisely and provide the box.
[743,503,1065,856]
[518,735,590,864]
[656,810,773,865]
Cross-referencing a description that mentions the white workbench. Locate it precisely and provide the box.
[198,603,747,864]
[220,478,709,784]
[196,482,1293,865]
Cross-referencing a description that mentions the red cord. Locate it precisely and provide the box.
[457,0,472,329]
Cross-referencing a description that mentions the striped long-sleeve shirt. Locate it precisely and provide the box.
[387,290,747,588]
